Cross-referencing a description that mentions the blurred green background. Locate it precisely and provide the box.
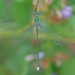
[0,0,75,75]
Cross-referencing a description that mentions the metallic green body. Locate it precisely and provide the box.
[36,26,39,68]
[35,16,39,22]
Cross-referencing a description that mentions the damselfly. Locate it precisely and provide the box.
[11,11,65,72]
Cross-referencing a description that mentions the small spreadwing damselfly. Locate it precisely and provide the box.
[11,0,65,72]
[11,11,65,72]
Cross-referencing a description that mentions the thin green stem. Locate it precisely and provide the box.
[29,0,40,25]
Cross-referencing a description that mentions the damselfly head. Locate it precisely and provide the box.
[33,12,41,15]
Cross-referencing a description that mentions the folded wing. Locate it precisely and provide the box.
[39,24,66,46]
[11,25,35,47]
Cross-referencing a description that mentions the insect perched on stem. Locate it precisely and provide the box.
[11,0,66,72]
[11,11,65,72]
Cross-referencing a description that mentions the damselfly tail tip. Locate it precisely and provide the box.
[37,71,39,73]
[37,67,39,72]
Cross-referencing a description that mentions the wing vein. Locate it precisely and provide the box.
[11,25,35,47]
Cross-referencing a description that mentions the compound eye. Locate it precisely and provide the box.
[39,12,41,15]
[33,13,35,15]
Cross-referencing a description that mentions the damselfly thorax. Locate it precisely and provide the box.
[33,12,41,26]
